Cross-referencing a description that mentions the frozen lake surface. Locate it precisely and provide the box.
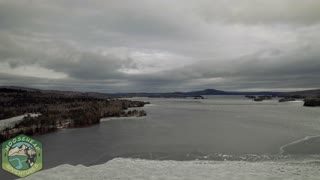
[3,96,320,179]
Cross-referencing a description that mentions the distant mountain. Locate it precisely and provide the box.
[283,89,320,97]
[178,89,282,96]
[180,89,231,96]
[0,86,40,93]
[2,86,319,97]
[113,88,283,97]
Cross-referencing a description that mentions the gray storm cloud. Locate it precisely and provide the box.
[0,0,320,92]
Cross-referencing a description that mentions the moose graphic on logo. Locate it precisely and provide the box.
[2,134,42,178]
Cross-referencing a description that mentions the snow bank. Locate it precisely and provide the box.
[23,158,320,180]
[0,113,40,130]
[101,116,146,122]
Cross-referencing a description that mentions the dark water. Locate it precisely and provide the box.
[2,96,320,179]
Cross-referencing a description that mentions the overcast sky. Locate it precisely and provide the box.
[0,0,320,92]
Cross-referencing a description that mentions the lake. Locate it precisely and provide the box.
[3,95,320,179]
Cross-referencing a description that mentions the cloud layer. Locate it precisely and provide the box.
[0,0,320,92]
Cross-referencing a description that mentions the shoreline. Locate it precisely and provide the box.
[0,92,149,143]
[0,108,148,143]
[101,116,146,122]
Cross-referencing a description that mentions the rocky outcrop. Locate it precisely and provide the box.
[304,98,320,107]
[125,109,147,117]
[253,98,264,102]
[253,96,272,102]
[193,96,204,99]
[245,95,256,99]
[279,98,296,102]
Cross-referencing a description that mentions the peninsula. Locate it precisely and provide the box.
[0,87,149,142]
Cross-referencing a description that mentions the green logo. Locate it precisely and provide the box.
[2,134,42,178]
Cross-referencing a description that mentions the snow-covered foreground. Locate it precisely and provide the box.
[23,158,320,180]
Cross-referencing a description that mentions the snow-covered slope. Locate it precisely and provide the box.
[0,113,40,130]
[23,158,320,180]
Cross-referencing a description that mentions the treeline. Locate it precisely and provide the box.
[0,88,149,142]
[304,97,320,107]
[0,115,58,141]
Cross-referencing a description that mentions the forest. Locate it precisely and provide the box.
[0,87,149,142]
